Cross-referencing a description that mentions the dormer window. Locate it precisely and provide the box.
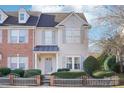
[18,8,30,23]
[0,9,8,24]
[20,13,25,21]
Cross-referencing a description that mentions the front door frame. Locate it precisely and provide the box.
[34,52,59,75]
[44,57,53,74]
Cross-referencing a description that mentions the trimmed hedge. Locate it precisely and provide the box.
[11,69,24,77]
[52,72,86,79]
[83,56,99,76]
[57,68,70,72]
[24,69,41,78]
[0,68,11,76]
[92,71,114,78]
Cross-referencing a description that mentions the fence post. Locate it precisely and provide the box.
[36,75,41,86]
[9,74,14,85]
[50,75,54,86]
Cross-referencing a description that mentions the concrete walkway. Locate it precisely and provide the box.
[0,85,54,88]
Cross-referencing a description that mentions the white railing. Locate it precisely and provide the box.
[50,76,119,87]
[13,77,37,86]
[0,75,41,86]
[0,77,11,85]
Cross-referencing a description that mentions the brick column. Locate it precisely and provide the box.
[50,75,55,86]
[9,74,14,85]
[36,75,41,86]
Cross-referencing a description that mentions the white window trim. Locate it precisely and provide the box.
[66,56,81,70]
[43,30,57,45]
[8,54,28,70]
[8,29,28,44]
[65,28,81,44]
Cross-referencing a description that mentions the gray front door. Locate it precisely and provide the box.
[45,58,52,74]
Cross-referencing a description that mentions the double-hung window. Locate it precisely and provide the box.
[66,28,80,43]
[66,57,72,69]
[8,55,28,70]
[66,56,80,70]
[20,13,25,21]
[44,30,56,45]
[9,29,28,43]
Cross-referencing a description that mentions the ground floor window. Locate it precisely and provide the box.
[66,56,80,70]
[8,55,28,70]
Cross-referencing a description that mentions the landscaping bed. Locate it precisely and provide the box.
[0,68,42,86]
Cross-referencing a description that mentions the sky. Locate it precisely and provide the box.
[0,5,104,52]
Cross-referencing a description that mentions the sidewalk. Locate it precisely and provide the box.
[0,85,56,88]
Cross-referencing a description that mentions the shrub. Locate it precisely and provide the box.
[24,69,41,78]
[57,68,70,72]
[0,68,11,76]
[92,71,114,78]
[97,53,108,66]
[83,56,99,76]
[52,72,86,79]
[111,63,121,73]
[104,55,116,71]
[11,69,24,77]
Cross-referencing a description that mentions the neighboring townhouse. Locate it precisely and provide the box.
[0,8,90,74]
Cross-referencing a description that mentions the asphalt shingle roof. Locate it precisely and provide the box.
[0,11,89,27]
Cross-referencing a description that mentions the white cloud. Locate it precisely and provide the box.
[32,5,94,12]
[32,5,63,12]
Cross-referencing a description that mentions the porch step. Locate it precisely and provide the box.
[42,75,51,86]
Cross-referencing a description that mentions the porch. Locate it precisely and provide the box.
[33,45,59,75]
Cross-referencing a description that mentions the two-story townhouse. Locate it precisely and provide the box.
[0,8,90,74]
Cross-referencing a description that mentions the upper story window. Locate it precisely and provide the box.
[43,30,56,45]
[65,28,80,43]
[9,29,28,43]
[8,55,28,70]
[45,31,53,45]
[20,13,25,21]
[0,30,2,43]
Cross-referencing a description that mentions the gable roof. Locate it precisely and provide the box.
[0,11,89,27]
[37,12,88,27]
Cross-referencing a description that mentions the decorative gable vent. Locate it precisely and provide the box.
[0,9,8,24]
[18,8,30,23]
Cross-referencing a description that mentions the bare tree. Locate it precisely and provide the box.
[93,6,124,72]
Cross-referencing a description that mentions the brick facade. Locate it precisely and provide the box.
[0,29,34,69]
